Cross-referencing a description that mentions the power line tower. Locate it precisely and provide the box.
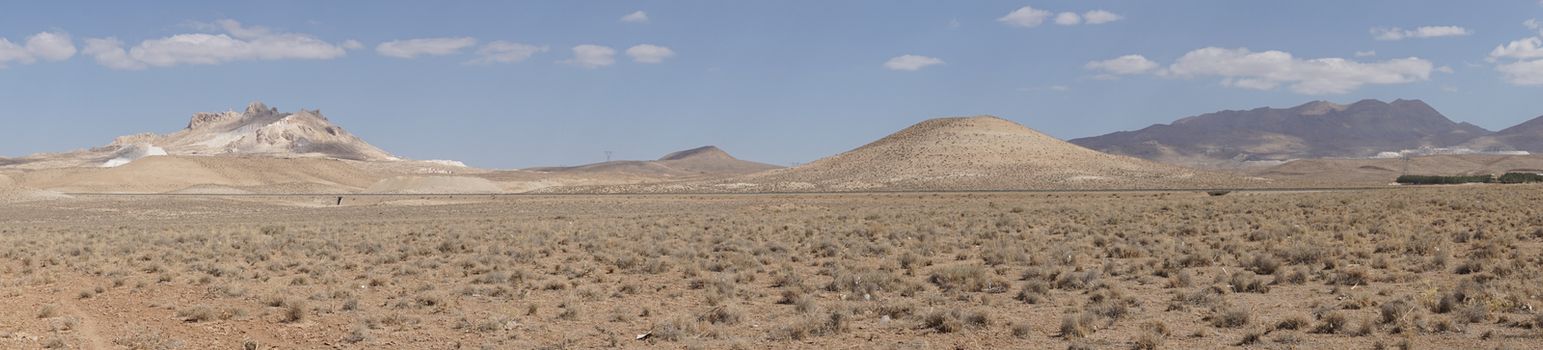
[605,151,613,162]
[1401,155,1410,176]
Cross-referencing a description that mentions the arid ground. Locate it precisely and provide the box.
[1,187,1540,349]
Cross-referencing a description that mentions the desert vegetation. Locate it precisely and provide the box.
[0,186,1540,348]
[1396,173,1543,185]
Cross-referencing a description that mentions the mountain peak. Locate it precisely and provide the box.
[187,112,239,129]
[244,101,274,116]
[1293,101,1347,115]
[658,146,733,161]
[132,102,396,162]
[1070,99,1489,165]
[722,114,1250,191]
[1347,99,1391,108]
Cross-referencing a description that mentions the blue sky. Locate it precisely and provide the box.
[3,1,1543,168]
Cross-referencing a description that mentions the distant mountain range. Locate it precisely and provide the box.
[1070,99,1542,166]
[548,116,1268,193]
[526,145,781,177]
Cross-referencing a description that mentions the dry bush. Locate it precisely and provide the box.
[922,309,988,333]
[1060,312,1100,338]
[1314,312,1349,334]
[927,263,1008,293]
[1209,304,1251,328]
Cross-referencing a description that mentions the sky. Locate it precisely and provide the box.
[3,1,1543,168]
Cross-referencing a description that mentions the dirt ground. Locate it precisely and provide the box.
[1,187,1540,349]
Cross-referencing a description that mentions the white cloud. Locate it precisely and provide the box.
[1491,37,1543,60]
[625,44,675,63]
[564,44,616,68]
[1002,7,1120,27]
[341,40,364,50]
[1160,47,1433,94]
[1437,66,1455,73]
[1354,50,1377,57]
[1372,26,1473,41]
[1054,12,1081,26]
[0,32,76,68]
[25,32,76,61]
[1498,60,1543,85]
[376,37,477,59]
[1085,54,1158,75]
[469,41,547,64]
[883,54,944,71]
[0,39,31,68]
[1050,85,1070,91]
[998,6,1051,28]
[81,38,143,70]
[1489,23,1543,85]
[82,20,348,70]
[1082,10,1123,25]
[620,11,649,24]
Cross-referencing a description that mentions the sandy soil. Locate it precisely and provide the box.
[0,186,1539,349]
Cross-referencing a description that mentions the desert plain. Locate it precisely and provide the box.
[1,186,1539,349]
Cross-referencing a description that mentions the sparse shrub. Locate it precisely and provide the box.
[1457,304,1488,324]
[1245,254,1280,275]
[1060,312,1099,338]
[343,325,368,343]
[1015,280,1050,304]
[699,306,741,325]
[650,317,697,342]
[37,304,57,318]
[1227,271,1270,293]
[1314,312,1349,334]
[923,310,964,333]
[1055,269,1102,290]
[1133,331,1164,350]
[1011,322,1032,338]
[177,305,216,323]
[1236,329,1264,345]
[1380,299,1414,324]
[928,264,1008,293]
[1209,305,1251,328]
[1329,267,1371,286]
[281,298,306,323]
[1275,313,1311,330]
[1275,266,1309,285]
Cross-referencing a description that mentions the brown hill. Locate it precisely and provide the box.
[526,146,779,177]
[366,176,503,194]
[13,156,382,194]
[119,101,396,161]
[1070,99,1490,166]
[1251,154,1543,185]
[0,173,62,202]
[4,101,396,169]
[1462,115,1543,153]
[549,116,1273,193]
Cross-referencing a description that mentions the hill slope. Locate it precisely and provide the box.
[1462,115,1543,153]
[1070,99,1490,166]
[112,101,396,162]
[526,146,779,177]
[4,101,397,169]
[1252,154,1543,185]
[14,156,382,193]
[550,116,1271,193]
